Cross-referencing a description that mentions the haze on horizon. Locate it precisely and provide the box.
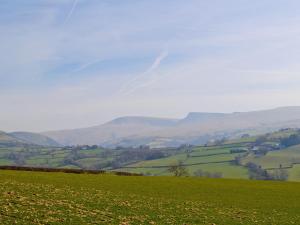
[1,0,300,132]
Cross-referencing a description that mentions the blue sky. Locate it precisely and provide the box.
[1,0,300,131]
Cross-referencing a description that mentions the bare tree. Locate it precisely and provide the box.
[168,160,189,177]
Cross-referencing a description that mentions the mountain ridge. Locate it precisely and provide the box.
[42,106,300,147]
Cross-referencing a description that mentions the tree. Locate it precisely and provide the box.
[280,134,300,147]
[246,162,288,181]
[168,161,189,177]
[246,162,269,180]
[233,155,243,165]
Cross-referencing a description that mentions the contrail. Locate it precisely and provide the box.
[72,59,104,73]
[63,0,79,25]
[145,50,169,74]
[117,50,168,95]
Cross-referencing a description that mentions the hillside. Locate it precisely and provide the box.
[119,144,250,179]
[44,106,300,147]
[116,128,300,181]
[2,128,300,182]
[9,132,60,147]
[1,170,300,224]
[0,131,59,147]
[43,116,180,146]
[0,131,26,147]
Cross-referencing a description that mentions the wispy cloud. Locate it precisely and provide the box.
[3,0,300,131]
[117,50,168,95]
[63,0,79,25]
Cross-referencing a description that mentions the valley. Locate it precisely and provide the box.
[2,127,300,181]
[3,1,300,224]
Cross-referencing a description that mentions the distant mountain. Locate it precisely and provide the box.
[107,116,179,126]
[44,106,300,147]
[179,112,227,124]
[43,116,179,146]
[10,132,60,147]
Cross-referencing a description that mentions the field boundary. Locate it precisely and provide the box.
[190,152,231,158]
[122,160,234,169]
[265,162,300,171]
[0,165,142,176]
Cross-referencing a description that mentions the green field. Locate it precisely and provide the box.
[1,170,300,224]
[2,128,300,182]
[120,144,250,179]
[241,144,300,169]
[240,144,300,181]
[0,147,114,169]
[122,160,248,179]
[118,130,300,181]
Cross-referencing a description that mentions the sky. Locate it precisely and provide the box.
[1,0,300,132]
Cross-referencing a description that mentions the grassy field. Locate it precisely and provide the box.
[1,170,300,224]
[241,144,300,169]
[121,162,249,179]
[121,144,249,179]
[0,147,113,169]
[288,164,300,181]
[119,131,300,181]
[2,128,300,182]
[240,144,300,181]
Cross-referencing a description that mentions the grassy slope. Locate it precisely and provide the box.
[289,164,300,181]
[121,162,249,179]
[242,145,300,168]
[1,170,300,224]
[0,147,110,168]
[0,132,16,142]
[2,129,300,181]
[120,135,300,180]
[121,145,249,179]
[9,132,60,147]
[0,144,249,179]
[241,144,300,181]
[0,132,25,145]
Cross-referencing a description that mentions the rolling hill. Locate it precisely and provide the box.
[9,132,60,147]
[44,106,300,147]
[2,127,300,181]
[0,131,26,147]
[0,131,59,147]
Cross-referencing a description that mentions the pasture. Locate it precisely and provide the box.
[1,170,300,224]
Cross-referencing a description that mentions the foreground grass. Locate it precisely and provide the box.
[1,171,300,224]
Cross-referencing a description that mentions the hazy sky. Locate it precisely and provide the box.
[1,0,300,132]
